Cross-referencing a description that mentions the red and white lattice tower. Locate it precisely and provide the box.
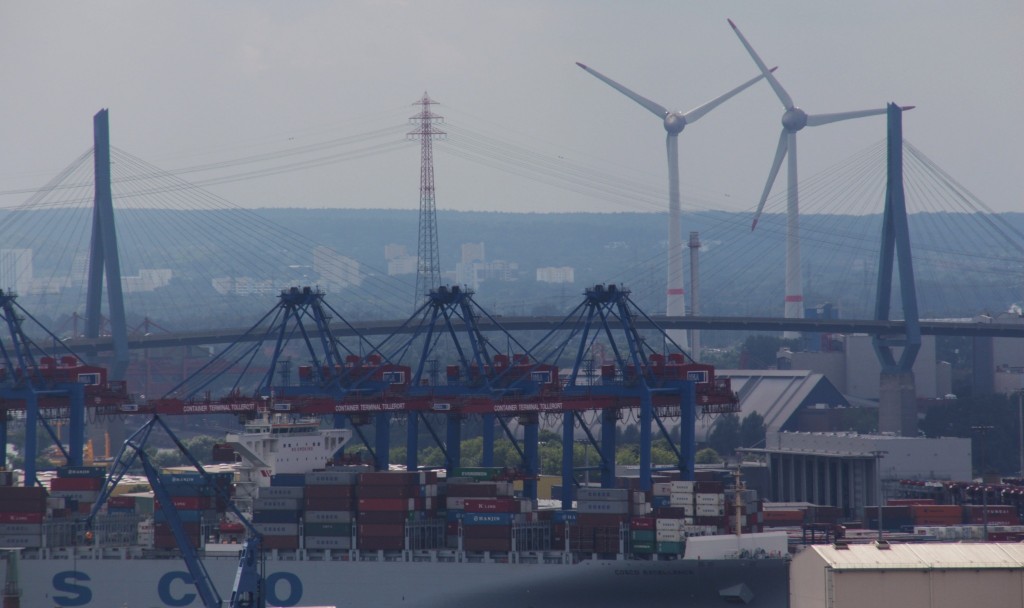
[408,92,446,305]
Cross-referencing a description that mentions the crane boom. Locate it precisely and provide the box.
[84,415,264,608]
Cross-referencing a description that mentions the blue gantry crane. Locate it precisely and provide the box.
[0,289,131,486]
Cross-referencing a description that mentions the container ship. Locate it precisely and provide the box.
[0,413,790,607]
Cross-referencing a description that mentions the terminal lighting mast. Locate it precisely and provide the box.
[409,92,446,306]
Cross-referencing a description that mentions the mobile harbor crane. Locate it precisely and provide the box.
[83,415,265,608]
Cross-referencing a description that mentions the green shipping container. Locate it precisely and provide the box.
[630,530,655,542]
[656,541,684,554]
[452,467,502,481]
[631,540,656,553]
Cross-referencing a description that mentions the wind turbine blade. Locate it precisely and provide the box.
[727,19,794,109]
[752,129,789,231]
[682,68,774,124]
[576,62,669,118]
[806,107,888,127]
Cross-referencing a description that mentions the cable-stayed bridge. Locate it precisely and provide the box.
[3,106,1023,491]
[3,109,1021,352]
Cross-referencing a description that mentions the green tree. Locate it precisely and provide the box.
[708,414,741,456]
[696,448,723,464]
[739,412,767,449]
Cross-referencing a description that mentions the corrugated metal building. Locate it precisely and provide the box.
[791,542,1024,608]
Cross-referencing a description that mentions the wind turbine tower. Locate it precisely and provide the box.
[576,63,769,351]
[728,19,912,335]
[409,92,446,306]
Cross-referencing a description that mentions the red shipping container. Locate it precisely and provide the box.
[304,496,355,512]
[304,484,355,499]
[357,498,422,512]
[887,498,935,506]
[156,496,214,511]
[358,485,420,499]
[0,512,43,523]
[446,521,460,536]
[447,483,498,498]
[262,535,300,550]
[356,511,409,524]
[107,496,136,509]
[50,477,104,491]
[462,525,512,540]
[463,538,512,552]
[359,471,431,486]
[463,498,521,513]
[578,513,626,526]
[630,517,655,530]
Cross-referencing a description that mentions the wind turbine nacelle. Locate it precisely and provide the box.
[663,112,687,134]
[782,107,808,132]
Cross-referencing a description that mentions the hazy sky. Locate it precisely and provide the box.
[1,1,1020,215]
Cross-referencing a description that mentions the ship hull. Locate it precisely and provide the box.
[15,553,789,607]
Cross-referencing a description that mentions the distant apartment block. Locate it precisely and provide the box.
[212,276,276,296]
[384,244,417,276]
[123,268,173,293]
[456,259,519,291]
[0,249,32,294]
[461,242,485,264]
[313,245,362,291]
[536,266,575,284]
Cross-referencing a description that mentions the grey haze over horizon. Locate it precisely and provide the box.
[1,1,1020,215]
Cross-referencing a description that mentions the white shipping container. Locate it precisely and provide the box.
[633,503,651,516]
[0,534,42,548]
[49,490,99,503]
[695,493,724,506]
[576,487,629,502]
[656,529,684,542]
[577,500,630,514]
[656,518,682,531]
[670,480,695,493]
[653,483,672,497]
[682,524,717,537]
[447,497,466,510]
[696,504,725,517]
[669,491,693,504]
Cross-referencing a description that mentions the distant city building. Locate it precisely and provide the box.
[0,249,32,294]
[123,268,173,293]
[536,266,575,284]
[212,276,276,296]
[384,243,408,261]
[313,245,362,291]
[455,259,519,291]
[461,242,485,264]
[789,334,950,400]
[384,244,417,276]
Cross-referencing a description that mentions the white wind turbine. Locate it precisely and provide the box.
[576,62,770,352]
[728,18,912,333]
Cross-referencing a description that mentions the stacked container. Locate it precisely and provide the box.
[49,466,106,517]
[0,483,46,548]
[572,487,629,554]
[356,470,438,551]
[153,472,232,550]
[253,478,303,551]
[303,470,358,551]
